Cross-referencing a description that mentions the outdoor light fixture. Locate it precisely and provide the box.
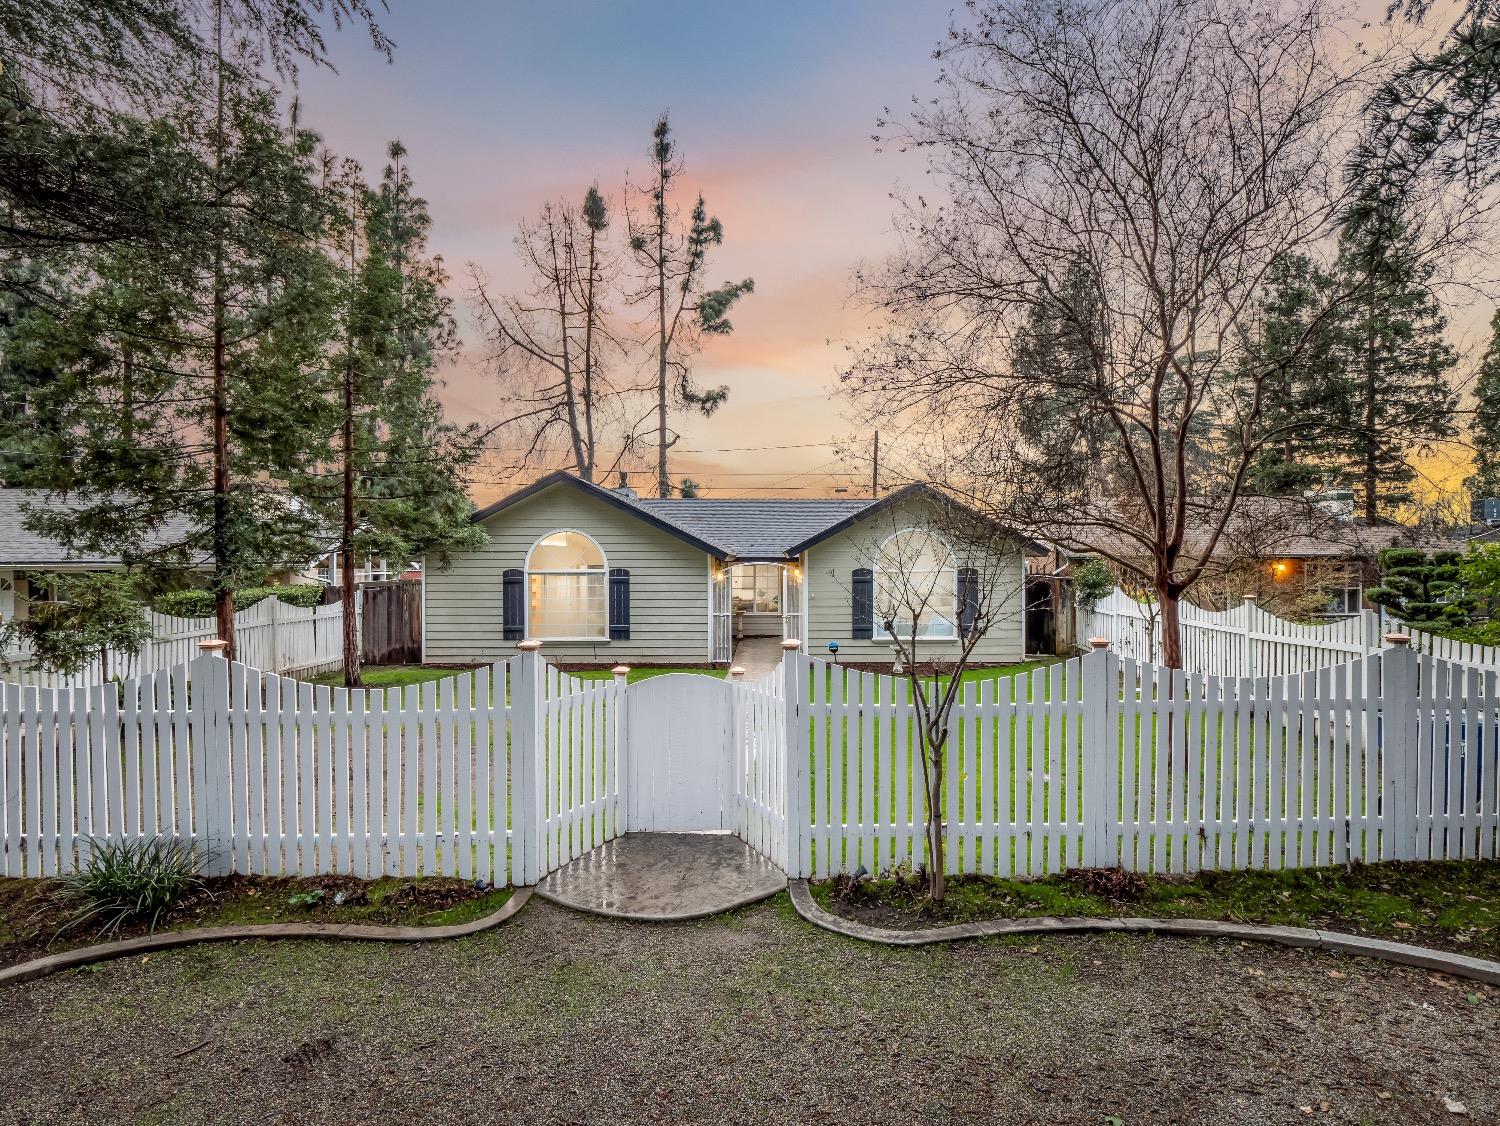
[828,640,840,664]
[1271,560,1291,581]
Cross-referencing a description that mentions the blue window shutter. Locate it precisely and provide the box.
[609,568,630,640]
[502,569,524,641]
[958,566,979,635]
[852,568,874,640]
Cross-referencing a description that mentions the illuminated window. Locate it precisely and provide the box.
[732,565,781,614]
[526,531,607,639]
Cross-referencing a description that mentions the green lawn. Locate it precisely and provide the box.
[309,657,1052,692]
[306,665,470,689]
[569,665,728,684]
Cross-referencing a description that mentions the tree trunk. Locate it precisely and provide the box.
[342,217,361,689]
[1158,582,1183,670]
[927,773,945,901]
[1362,278,1379,524]
[341,387,360,688]
[580,223,598,483]
[656,156,671,499]
[210,0,235,662]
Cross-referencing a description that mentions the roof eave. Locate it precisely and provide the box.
[784,484,1047,556]
[469,472,729,558]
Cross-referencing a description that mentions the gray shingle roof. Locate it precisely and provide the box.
[0,489,196,567]
[633,498,873,558]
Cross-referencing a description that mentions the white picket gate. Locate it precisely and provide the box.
[3,642,1496,885]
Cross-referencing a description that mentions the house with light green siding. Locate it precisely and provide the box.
[422,472,1039,668]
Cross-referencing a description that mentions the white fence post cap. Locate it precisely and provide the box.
[781,638,802,651]
[1088,637,1110,650]
[611,665,630,678]
[1384,632,1411,647]
[198,638,228,656]
[729,666,746,678]
[517,639,543,652]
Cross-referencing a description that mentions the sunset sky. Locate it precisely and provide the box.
[292,1,1483,507]
[292,1,948,505]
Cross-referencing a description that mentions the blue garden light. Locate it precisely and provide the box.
[827,640,840,664]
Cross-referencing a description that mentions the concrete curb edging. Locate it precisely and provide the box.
[788,880,1500,986]
[0,887,534,989]
[533,881,786,923]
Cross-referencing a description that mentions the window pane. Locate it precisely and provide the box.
[529,531,605,571]
[874,530,957,639]
[529,573,606,638]
[754,567,781,613]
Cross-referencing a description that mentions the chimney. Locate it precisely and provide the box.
[614,471,637,500]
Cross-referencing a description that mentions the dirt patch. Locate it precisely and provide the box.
[818,860,1500,958]
[0,898,1497,1124]
[0,874,510,969]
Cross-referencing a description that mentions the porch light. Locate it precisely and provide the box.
[1271,560,1291,581]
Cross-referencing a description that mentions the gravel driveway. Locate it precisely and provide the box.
[0,896,1495,1125]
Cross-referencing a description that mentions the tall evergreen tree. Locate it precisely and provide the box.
[625,114,753,498]
[1466,310,1500,510]
[1242,233,1458,521]
[310,142,483,686]
[6,81,341,660]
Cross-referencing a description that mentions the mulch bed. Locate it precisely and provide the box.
[819,864,1500,959]
[0,874,499,970]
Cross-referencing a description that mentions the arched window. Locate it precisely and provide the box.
[526,531,607,640]
[874,529,958,640]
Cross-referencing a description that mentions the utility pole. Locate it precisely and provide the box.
[872,431,880,499]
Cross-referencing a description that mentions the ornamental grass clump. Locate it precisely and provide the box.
[52,838,206,937]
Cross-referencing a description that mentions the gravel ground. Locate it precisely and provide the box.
[0,895,1496,1125]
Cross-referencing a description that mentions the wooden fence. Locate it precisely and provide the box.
[1,596,353,690]
[1081,586,1500,678]
[360,580,421,666]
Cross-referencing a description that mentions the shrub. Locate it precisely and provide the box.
[52,837,206,936]
[1071,557,1116,611]
[153,583,326,619]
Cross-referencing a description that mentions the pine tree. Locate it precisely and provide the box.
[625,114,753,498]
[6,82,342,660]
[309,141,483,686]
[1466,310,1500,510]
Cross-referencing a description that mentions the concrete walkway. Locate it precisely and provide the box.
[730,636,784,679]
[537,832,786,921]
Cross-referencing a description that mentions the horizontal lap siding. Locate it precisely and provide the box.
[424,486,712,665]
[802,502,1027,665]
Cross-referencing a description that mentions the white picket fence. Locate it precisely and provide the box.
[786,645,1500,879]
[1081,587,1500,679]
[0,650,624,882]
[3,642,1496,885]
[1,596,352,689]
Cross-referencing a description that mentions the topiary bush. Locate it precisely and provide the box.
[52,837,206,937]
[1366,547,1474,630]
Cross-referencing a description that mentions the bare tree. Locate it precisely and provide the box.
[624,113,754,498]
[844,0,1489,668]
[834,491,1027,901]
[471,192,637,483]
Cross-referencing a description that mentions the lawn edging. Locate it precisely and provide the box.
[0,886,534,989]
[788,880,1500,985]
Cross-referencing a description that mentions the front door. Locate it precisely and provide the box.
[626,673,733,831]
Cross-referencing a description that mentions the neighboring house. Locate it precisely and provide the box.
[422,472,1038,668]
[0,489,200,632]
[1035,493,1471,625]
[306,552,421,586]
